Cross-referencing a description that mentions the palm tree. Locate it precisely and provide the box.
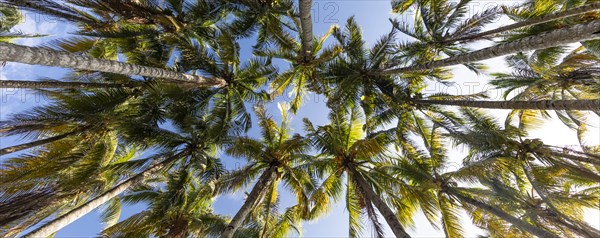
[383,19,600,74]
[376,114,563,238]
[223,0,296,48]
[219,103,313,238]
[0,88,138,156]
[390,0,496,74]
[438,108,600,236]
[299,0,313,59]
[391,1,600,45]
[256,23,341,112]
[304,105,412,238]
[444,2,600,44]
[100,163,232,237]
[490,49,599,146]
[0,80,143,89]
[0,132,136,237]
[0,42,226,87]
[21,109,227,237]
[410,98,600,111]
[175,33,276,136]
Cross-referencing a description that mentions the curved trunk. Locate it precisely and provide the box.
[0,126,89,156]
[0,80,143,89]
[299,0,313,60]
[0,42,226,87]
[21,151,187,238]
[221,167,277,238]
[351,167,411,238]
[522,164,600,238]
[384,20,600,74]
[411,99,600,111]
[444,2,600,44]
[446,188,560,238]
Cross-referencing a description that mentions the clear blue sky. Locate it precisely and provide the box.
[1,1,598,237]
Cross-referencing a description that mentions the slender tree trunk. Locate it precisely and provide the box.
[0,126,89,156]
[411,99,600,111]
[522,164,600,238]
[299,0,313,61]
[21,151,187,238]
[384,20,600,74]
[443,2,600,44]
[0,42,227,87]
[0,80,142,89]
[351,167,411,238]
[221,167,277,238]
[446,188,560,238]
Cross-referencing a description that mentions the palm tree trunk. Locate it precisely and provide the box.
[221,167,277,238]
[446,188,560,238]
[0,126,89,156]
[384,20,600,74]
[522,164,600,238]
[443,2,600,44]
[21,151,188,238]
[411,99,600,111]
[0,42,226,87]
[299,0,313,60]
[351,167,411,238]
[0,80,142,89]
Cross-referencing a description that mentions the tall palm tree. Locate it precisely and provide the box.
[0,132,135,237]
[256,23,341,112]
[0,88,139,156]
[304,104,412,238]
[439,108,600,236]
[219,103,313,238]
[377,115,563,238]
[490,48,599,147]
[101,163,232,238]
[0,80,143,89]
[223,0,296,48]
[298,0,313,59]
[0,42,226,86]
[410,98,600,111]
[383,19,600,74]
[390,0,496,74]
[21,109,227,237]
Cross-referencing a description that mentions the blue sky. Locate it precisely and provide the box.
[1,1,599,237]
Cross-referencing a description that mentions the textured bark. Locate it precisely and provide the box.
[352,169,411,238]
[446,188,560,238]
[384,20,600,74]
[444,2,600,44]
[221,167,277,238]
[0,42,227,87]
[21,151,187,238]
[522,164,600,238]
[0,126,89,156]
[299,0,313,60]
[412,99,600,111]
[0,80,142,89]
